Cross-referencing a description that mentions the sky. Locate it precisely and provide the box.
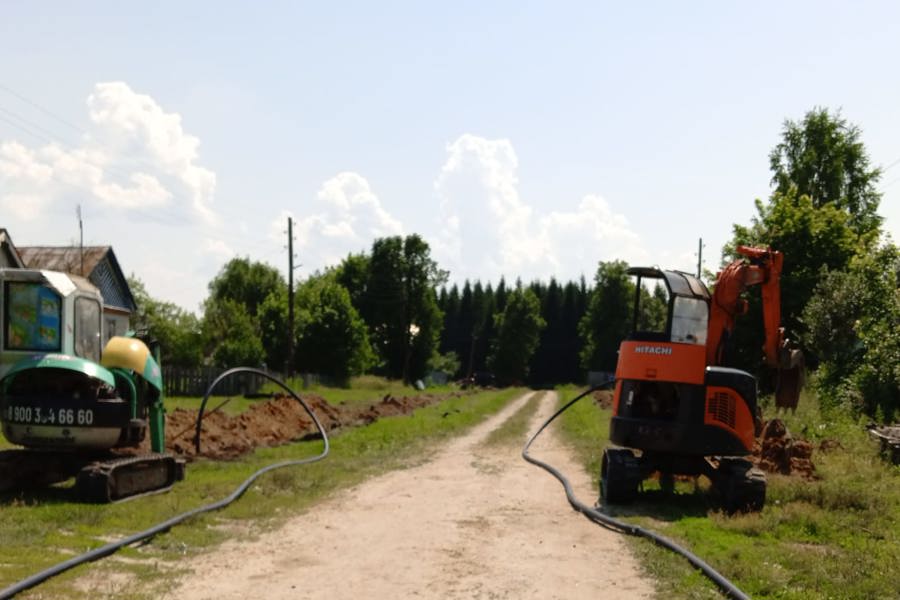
[1,1,899,312]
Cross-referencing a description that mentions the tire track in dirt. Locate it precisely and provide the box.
[165,392,654,599]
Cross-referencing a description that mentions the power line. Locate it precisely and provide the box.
[0,83,85,136]
[883,157,900,173]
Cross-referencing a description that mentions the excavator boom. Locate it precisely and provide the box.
[707,245,803,410]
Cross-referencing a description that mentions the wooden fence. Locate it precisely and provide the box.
[162,366,268,397]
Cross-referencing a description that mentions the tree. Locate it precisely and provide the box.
[529,278,564,385]
[257,287,290,371]
[203,257,286,370]
[560,280,588,383]
[770,108,882,238]
[128,276,203,367]
[203,299,266,368]
[803,245,900,418]
[295,277,374,384]
[488,287,546,384]
[207,258,285,318]
[333,253,370,320]
[365,235,446,381]
[579,261,633,373]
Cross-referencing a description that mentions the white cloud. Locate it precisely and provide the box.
[203,238,234,260]
[0,81,216,222]
[271,172,404,273]
[434,134,649,283]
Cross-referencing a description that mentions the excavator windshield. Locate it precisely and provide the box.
[627,267,710,346]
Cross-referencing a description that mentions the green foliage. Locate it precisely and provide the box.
[128,276,203,367]
[726,108,897,418]
[203,298,265,368]
[770,107,882,237]
[365,235,445,382]
[488,287,546,384]
[257,287,290,371]
[438,277,588,385]
[729,190,860,339]
[638,283,668,331]
[295,277,374,384]
[804,245,900,419]
[200,258,284,369]
[428,351,460,377]
[206,257,285,318]
[579,260,633,372]
[333,252,370,317]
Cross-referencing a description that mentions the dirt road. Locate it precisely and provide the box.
[165,392,655,599]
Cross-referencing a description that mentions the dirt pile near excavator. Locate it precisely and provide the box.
[592,390,615,410]
[163,392,463,460]
[752,418,817,479]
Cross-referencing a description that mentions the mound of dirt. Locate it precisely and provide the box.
[753,418,817,479]
[162,392,464,461]
[592,390,614,410]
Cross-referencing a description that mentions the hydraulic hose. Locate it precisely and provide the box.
[522,384,751,600]
[0,368,329,600]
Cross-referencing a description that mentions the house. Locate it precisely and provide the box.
[0,229,25,268]
[17,245,137,342]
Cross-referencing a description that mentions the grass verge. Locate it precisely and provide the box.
[1,386,521,600]
[555,386,900,600]
[482,391,544,447]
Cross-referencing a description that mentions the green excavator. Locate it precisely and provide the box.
[0,267,183,501]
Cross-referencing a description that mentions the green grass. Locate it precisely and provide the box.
[482,391,543,447]
[0,386,522,599]
[165,375,454,415]
[555,386,900,600]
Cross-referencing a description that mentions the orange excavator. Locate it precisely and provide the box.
[600,246,803,512]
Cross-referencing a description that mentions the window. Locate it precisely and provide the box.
[75,297,102,362]
[634,281,670,335]
[4,282,61,351]
[671,296,708,345]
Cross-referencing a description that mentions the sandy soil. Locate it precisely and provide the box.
[162,392,654,599]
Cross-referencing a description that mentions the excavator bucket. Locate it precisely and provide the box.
[775,348,804,411]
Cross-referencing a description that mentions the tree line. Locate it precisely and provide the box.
[132,107,899,420]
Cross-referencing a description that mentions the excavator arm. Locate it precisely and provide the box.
[707,246,803,409]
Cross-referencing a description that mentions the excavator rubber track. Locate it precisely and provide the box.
[75,454,186,503]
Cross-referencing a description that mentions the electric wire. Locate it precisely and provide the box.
[522,384,751,600]
[0,368,329,600]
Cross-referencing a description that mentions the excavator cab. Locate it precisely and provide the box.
[602,267,766,512]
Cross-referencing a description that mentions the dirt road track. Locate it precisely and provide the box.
[166,392,655,599]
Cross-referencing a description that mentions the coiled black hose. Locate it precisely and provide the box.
[0,368,328,599]
[522,385,751,600]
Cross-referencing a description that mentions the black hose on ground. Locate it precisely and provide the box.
[0,368,329,600]
[522,384,751,600]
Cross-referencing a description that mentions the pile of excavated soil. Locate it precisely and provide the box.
[753,418,817,479]
[592,390,614,410]
[161,392,463,460]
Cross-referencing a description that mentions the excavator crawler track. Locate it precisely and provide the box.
[75,453,186,503]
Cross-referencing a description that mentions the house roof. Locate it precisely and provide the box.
[18,246,137,313]
[0,228,25,268]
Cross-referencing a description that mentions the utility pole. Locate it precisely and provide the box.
[287,217,295,378]
[77,205,84,275]
[697,237,703,278]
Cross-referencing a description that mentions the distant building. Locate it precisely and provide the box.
[0,229,25,268]
[17,246,137,343]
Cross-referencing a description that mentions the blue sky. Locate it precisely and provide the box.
[2,1,899,311]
